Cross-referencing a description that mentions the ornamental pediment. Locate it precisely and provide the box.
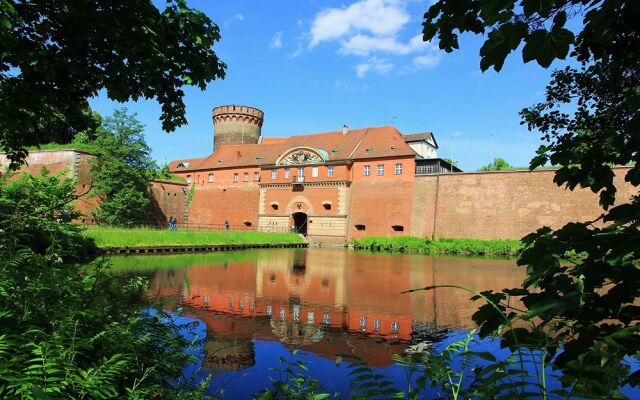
[276,146,328,166]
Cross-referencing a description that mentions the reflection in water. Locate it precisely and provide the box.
[112,248,525,369]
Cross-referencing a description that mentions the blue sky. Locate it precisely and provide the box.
[89,0,570,171]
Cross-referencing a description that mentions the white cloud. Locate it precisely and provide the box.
[356,56,394,78]
[234,14,244,22]
[309,1,442,77]
[340,33,432,56]
[270,31,283,49]
[413,53,440,69]
[310,0,409,47]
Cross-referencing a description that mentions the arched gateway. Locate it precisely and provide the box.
[292,212,308,235]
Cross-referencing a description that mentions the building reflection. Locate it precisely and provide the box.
[140,248,525,367]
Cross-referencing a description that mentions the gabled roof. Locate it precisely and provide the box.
[403,132,438,149]
[169,126,418,172]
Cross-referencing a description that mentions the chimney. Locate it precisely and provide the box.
[342,124,349,136]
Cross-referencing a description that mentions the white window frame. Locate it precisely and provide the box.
[311,166,319,177]
[363,165,370,176]
[243,172,249,182]
[208,173,214,183]
[254,172,260,181]
[377,164,384,176]
[271,169,277,180]
[395,163,403,175]
[298,166,304,177]
[186,175,192,184]
[327,165,334,177]
[233,173,239,183]
[284,167,290,178]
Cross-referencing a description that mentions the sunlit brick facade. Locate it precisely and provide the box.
[168,105,446,240]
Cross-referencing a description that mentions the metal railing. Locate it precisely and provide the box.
[416,164,450,175]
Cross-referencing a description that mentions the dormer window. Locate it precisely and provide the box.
[177,162,190,168]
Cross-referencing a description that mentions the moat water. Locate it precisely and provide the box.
[110,248,636,398]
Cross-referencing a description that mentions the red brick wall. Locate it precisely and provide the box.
[187,186,260,229]
[348,180,415,240]
[150,180,187,225]
[412,167,636,240]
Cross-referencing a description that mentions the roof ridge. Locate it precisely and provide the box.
[348,128,369,159]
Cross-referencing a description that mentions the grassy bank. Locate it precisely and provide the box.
[352,236,521,257]
[84,227,304,248]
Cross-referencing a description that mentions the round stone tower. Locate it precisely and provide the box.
[212,105,264,149]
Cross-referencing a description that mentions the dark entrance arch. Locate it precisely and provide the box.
[292,212,308,235]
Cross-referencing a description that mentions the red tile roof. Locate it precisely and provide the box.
[169,126,417,172]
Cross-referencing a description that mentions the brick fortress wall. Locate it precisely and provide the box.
[4,150,635,239]
[1,150,187,225]
[410,167,636,240]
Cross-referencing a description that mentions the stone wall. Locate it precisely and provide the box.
[411,167,635,240]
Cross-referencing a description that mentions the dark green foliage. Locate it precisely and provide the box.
[254,349,337,400]
[341,355,403,400]
[422,0,634,72]
[156,163,186,183]
[522,60,639,209]
[423,0,639,397]
[91,109,157,225]
[0,169,209,398]
[0,168,94,259]
[479,157,512,171]
[0,0,225,168]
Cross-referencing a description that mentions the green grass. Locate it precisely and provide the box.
[84,227,304,248]
[26,142,98,152]
[352,236,522,257]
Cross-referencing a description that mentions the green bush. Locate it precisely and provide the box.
[0,172,208,398]
[353,236,522,257]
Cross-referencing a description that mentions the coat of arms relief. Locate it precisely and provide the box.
[282,150,323,165]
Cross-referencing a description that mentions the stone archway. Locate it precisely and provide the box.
[286,196,314,215]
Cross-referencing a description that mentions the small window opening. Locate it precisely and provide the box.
[244,221,252,227]
[323,202,332,210]
[392,225,404,232]
[271,203,279,211]
[355,224,366,231]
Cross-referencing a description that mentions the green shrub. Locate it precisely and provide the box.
[353,236,522,257]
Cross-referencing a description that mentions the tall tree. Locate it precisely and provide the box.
[0,0,226,168]
[423,0,639,396]
[91,109,156,225]
[479,157,512,171]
